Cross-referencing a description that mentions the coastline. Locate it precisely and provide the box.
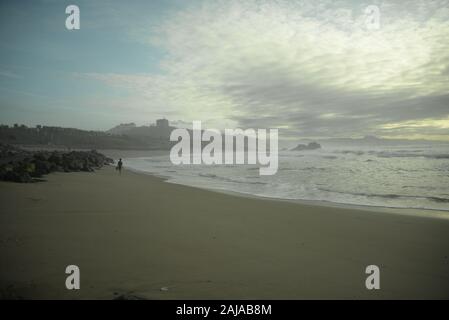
[123,164,449,221]
[1,166,449,299]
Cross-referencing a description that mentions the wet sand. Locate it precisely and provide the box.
[0,166,448,299]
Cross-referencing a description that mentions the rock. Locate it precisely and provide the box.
[0,144,112,183]
[33,159,52,176]
[291,142,321,151]
[4,170,32,183]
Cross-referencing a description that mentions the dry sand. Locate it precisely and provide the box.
[0,166,448,299]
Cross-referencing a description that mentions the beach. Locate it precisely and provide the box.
[1,166,448,299]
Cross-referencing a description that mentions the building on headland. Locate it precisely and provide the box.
[107,119,174,140]
[156,118,169,128]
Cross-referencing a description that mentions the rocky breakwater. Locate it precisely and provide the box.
[0,144,113,182]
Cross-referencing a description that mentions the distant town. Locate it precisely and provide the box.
[0,119,176,150]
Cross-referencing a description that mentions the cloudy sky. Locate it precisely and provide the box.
[1,0,448,140]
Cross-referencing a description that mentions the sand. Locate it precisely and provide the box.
[0,166,448,299]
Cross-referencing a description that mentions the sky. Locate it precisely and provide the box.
[0,0,448,140]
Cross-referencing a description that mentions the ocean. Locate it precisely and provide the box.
[123,143,449,212]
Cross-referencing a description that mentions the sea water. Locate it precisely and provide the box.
[124,143,449,212]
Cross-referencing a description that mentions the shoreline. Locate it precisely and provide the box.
[1,165,449,299]
[124,165,449,221]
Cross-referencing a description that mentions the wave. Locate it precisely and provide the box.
[143,158,167,163]
[318,188,449,203]
[334,149,449,159]
[374,152,449,159]
[198,173,267,185]
[299,167,328,171]
[338,150,365,156]
[124,153,449,212]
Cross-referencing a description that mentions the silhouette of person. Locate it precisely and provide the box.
[117,158,123,175]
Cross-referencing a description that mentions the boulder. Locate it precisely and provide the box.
[0,144,112,183]
[291,142,321,151]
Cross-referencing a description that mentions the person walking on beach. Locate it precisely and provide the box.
[117,158,123,175]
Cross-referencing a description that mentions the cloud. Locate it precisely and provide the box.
[86,0,449,139]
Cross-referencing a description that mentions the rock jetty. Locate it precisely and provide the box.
[0,144,113,183]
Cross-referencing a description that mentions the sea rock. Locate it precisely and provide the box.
[291,142,321,151]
